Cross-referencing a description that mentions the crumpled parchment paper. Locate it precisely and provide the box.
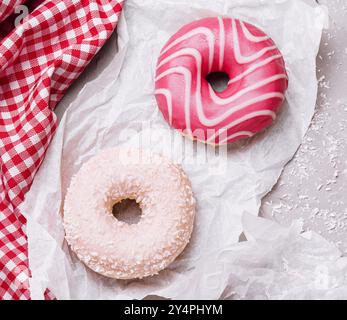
[223,214,347,300]
[20,0,329,299]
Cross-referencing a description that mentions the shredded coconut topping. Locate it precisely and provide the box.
[63,148,196,279]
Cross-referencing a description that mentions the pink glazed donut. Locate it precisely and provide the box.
[63,149,196,280]
[155,17,288,145]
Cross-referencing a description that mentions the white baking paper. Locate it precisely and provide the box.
[20,0,328,299]
[222,214,347,300]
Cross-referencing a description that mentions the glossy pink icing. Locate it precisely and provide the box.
[63,149,196,280]
[155,17,288,145]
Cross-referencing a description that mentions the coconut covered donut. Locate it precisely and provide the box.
[155,17,288,145]
[63,149,196,279]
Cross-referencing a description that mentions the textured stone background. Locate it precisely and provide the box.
[262,0,347,254]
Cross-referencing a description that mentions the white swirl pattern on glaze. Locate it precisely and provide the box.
[218,17,225,69]
[161,27,215,72]
[156,51,285,126]
[228,54,283,85]
[156,66,193,133]
[155,17,288,145]
[208,110,277,144]
[232,19,277,65]
[240,21,270,42]
[155,89,173,125]
[208,74,287,105]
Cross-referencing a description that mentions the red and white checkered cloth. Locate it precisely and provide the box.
[0,0,123,300]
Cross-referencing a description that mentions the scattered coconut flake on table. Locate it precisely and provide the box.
[262,0,347,255]
[20,0,328,300]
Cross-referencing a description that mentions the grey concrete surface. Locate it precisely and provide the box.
[262,0,347,254]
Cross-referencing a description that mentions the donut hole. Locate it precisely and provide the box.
[206,72,230,93]
[112,199,142,225]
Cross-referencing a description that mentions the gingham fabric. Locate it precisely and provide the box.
[0,0,123,300]
[0,1,25,23]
